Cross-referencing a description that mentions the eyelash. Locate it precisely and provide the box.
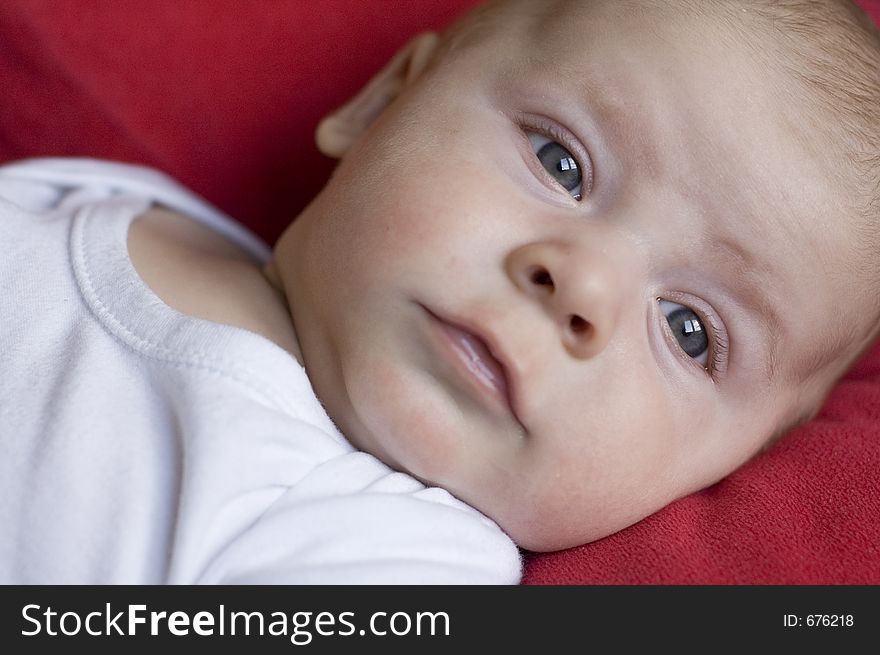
[696,308,728,377]
[518,114,594,199]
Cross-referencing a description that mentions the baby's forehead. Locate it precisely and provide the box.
[476,0,787,104]
[486,0,735,47]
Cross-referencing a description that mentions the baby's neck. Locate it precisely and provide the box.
[128,205,303,364]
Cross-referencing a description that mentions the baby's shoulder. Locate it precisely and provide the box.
[128,206,300,357]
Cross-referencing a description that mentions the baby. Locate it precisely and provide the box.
[1,0,878,583]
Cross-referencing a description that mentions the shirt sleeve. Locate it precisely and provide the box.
[196,454,522,585]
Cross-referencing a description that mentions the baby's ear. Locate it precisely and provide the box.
[315,32,440,159]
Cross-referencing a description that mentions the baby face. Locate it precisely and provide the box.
[276,1,858,550]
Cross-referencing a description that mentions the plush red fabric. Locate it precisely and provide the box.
[1,0,877,584]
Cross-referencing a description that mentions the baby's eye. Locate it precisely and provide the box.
[659,299,710,367]
[527,132,583,200]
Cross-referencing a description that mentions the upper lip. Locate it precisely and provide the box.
[423,305,526,431]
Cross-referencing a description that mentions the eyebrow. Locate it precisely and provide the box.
[712,236,783,383]
[786,313,863,386]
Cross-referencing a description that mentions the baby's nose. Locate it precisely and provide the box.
[505,241,622,360]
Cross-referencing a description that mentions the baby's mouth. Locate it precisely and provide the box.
[421,306,523,427]
[438,320,509,397]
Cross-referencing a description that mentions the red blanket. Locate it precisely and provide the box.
[2,0,877,584]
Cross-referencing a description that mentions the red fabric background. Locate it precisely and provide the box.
[1,0,877,584]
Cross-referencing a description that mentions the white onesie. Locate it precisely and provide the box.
[0,158,521,584]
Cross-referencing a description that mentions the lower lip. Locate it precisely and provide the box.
[429,314,512,413]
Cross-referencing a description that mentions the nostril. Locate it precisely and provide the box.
[529,266,554,288]
[569,315,591,334]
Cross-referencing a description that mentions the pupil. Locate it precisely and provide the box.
[666,308,708,358]
[536,141,581,192]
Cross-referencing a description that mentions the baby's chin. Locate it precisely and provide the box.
[497,512,608,553]
[484,479,693,552]
[448,489,586,552]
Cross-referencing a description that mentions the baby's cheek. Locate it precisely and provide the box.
[350,353,465,482]
[538,397,680,527]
